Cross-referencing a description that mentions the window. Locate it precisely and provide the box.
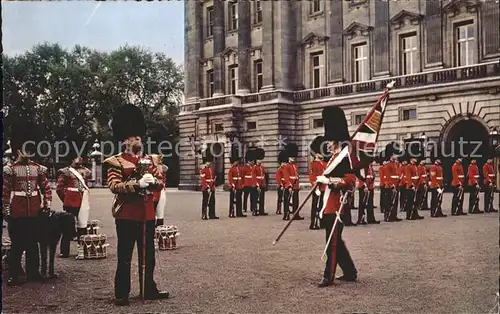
[311,52,324,88]
[455,22,476,66]
[401,108,417,121]
[400,33,418,75]
[309,0,321,14]
[255,60,263,92]
[254,0,262,24]
[353,43,368,82]
[229,1,238,31]
[354,114,366,125]
[206,70,214,98]
[229,65,238,94]
[214,123,224,133]
[313,118,324,129]
[247,121,257,131]
[207,6,214,37]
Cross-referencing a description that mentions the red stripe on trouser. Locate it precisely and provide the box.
[328,225,339,284]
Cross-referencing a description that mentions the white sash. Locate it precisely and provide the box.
[68,167,90,228]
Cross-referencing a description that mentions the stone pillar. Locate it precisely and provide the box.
[425,0,443,67]
[260,0,275,91]
[277,1,295,90]
[374,0,389,76]
[328,0,343,83]
[213,0,225,97]
[184,1,203,102]
[237,0,251,95]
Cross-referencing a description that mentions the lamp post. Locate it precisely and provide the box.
[89,140,103,188]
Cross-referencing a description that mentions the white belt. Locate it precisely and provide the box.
[234,177,242,180]
[473,175,479,178]
[67,187,83,192]
[290,176,298,179]
[488,174,495,177]
[366,175,373,178]
[436,177,443,179]
[390,176,399,179]
[420,175,427,178]
[244,176,252,178]
[256,176,264,179]
[411,176,419,180]
[206,179,213,182]
[13,191,38,197]
[458,175,464,178]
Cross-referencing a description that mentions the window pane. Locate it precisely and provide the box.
[468,40,476,65]
[257,76,263,91]
[460,43,467,66]
[467,25,474,38]
[313,55,319,67]
[458,26,466,40]
[314,69,320,88]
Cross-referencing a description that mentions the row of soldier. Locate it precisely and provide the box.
[199,145,498,225]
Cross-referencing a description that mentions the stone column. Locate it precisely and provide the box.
[184,1,203,102]
[213,0,225,96]
[425,0,443,67]
[277,1,295,90]
[260,0,275,91]
[237,0,251,94]
[374,0,389,76]
[328,0,343,83]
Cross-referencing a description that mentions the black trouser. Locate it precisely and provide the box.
[243,187,256,212]
[380,188,386,213]
[8,217,40,278]
[311,190,324,227]
[60,206,87,256]
[115,219,159,299]
[386,187,399,220]
[451,186,465,215]
[229,189,243,216]
[416,187,428,210]
[430,188,444,216]
[321,214,357,283]
[283,188,299,218]
[405,188,417,218]
[358,188,376,222]
[468,186,480,213]
[399,187,406,211]
[201,190,216,218]
[484,184,495,212]
[277,187,284,213]
[258,188,266,214]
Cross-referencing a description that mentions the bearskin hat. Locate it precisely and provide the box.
[245,147,257,163]
[109,104,147,141]
[382,142,401,162]
[202,153,213,164]
[323,106,350,143]
[9,119,40,155]
[229,154,241,164]
[255,148,265,161]
[284,143,299,158]
[277,150,288,163]
[309,136,328,158]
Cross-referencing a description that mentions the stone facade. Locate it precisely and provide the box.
[179,0,500,190]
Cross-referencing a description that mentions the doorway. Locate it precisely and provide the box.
[207,142,225,186]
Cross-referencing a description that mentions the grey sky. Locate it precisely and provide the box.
[2,1,184,65]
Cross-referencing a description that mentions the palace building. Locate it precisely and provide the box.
[178,0,500,190]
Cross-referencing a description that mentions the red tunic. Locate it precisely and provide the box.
[405,164,419,189]
[153,165,167,202]
[283,163,300,190]
[322,174,357,215]
[378,164,387,188]
[467,164,480,186]
[417,165,428,188]
[483,163,496,185]
[309,160,327,191]
[2,160,53,218]
[364,164,375,190]
[200,166,216,191]
[56,166,91,208]
[451,162,464,187]
[228,166,244,190]
[243,165,256,188]
[429,165,443,189]
[104,153,164,221]
[254,164,266,188]
[275,166,285,187]
[399,164,407,188]
[386,162,399,188]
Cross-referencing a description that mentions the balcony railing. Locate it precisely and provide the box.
[182,61,500,112]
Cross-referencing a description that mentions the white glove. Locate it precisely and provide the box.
[437,188,443,194]
[330,177,342,185]
[138,177,150,188]
[316,176,330,185]
[142,173,155,184]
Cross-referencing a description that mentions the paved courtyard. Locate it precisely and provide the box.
[2,189,498,314]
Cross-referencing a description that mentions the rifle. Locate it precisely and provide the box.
[418,185,428,211]
[359,188,369,223]
[385,187,398,221]
[313,186,322,228]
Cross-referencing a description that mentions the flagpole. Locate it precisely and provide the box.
[272,81,396,246]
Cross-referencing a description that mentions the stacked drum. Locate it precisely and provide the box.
[155,225,180,251]
[76,220,109,260]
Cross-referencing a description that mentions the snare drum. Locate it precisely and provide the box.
[155,225,180,250]
[2,237,11,270]
[87,220,100,235]
[76,234,109,260]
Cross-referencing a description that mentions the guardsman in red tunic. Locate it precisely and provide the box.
[405,157,424,220]
[314,107,358,287]
[56,155,92,258]
[384,148,403,222]
[483,156,498,212]
[451,158,466,216]
[378,160,388,213]
[417,159,429,211]
[254,148,269,216]
[275,151,287,215]
[309,151,326,229]
[3,121,52,286]
[228,155,246,218]
[399,158,407,212]
[467,159,482,214]
[429,158,446,217]
[243,149,258,214]
[104,104,169,305]
[356,161,380,224]
[200,155,218,220]
[283,143,304,221]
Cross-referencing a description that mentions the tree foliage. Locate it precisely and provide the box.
[3,43,184,153]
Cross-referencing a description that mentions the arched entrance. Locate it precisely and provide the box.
[439,116,490,189]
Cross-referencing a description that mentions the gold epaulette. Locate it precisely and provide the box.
[103,154,123,168]
[149,154,162,167]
